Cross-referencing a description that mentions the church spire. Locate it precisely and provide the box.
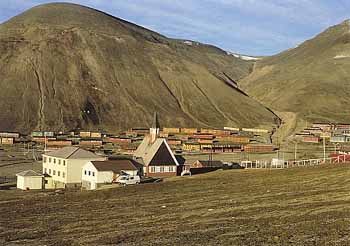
[150,112,160,144]
[152,112,160,129]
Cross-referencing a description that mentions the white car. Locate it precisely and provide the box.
[117,175,140,186]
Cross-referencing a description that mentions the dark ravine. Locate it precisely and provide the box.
[0,3,279,133]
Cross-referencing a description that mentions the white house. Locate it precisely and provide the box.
[16,170,43,190]
[42,146,105,188]
[81,159,143,190]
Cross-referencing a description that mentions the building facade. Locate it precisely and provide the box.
[81,159,142,190]
[42,146,105,188]
[16,170,43,190]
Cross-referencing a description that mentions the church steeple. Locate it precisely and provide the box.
[152,112,160,129]
[150,112,160,144]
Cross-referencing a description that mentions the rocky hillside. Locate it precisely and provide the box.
[240,20,350,135]
[0,3,279,133]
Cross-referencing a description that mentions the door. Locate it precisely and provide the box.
[91,181,96,190]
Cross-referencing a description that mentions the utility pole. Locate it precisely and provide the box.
[323,137,326,162]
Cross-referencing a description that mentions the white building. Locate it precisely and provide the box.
[16,170,43,190]
[82,159,142,190]
[42,146,105,188]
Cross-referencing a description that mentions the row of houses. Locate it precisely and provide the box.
[297,123,350,144]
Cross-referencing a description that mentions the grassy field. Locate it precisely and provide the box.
[1,164,350,245]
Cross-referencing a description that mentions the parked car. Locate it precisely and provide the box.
[223,162,245,170]
[117,175,140,186]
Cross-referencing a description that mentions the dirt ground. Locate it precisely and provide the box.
[1,164,350,245]
[0,146,41,177]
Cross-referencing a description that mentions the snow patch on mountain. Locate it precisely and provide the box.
[226,51,261,61]
[334,55,350,59]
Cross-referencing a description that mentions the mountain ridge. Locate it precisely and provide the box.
[240,19,350,138]
[0,2,279,133]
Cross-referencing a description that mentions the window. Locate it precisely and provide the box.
[160,167,164,173]
[62,172,65,178]
[84,170,87,175]
[92,172,95,177]
[53,159,56,164]
[44,168,47,173]
[58,159,61,165]
[53,170,56,175]
[63,160,66,166]
[155,167,161,173]
[44,180,48,184]
[58,171,60,177]
[88,171,91,176]
[49,158,52,163]
[49,169,51,174]
[43,157,47,163]
[150,166,156,173]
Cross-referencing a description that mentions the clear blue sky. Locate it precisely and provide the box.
[1,0,349,55]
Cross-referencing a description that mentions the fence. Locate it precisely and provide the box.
[241,154,350,169]
[0,176,16,184]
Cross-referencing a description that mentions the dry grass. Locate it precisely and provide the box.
[1,165,350,245]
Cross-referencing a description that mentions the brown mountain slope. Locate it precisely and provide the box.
[240,20,350,135]
[0,3,278,133]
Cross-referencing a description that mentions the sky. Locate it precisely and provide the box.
[0,0,349,56]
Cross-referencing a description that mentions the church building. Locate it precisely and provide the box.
[134,113,185,177]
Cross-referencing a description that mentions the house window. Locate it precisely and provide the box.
[53,170,56,175]
[44,168,47,173]
[62,172,65,178]
[63,160,66,166]
[44,180,48,184]
[53,159,56,164]
[160,167,164,173]
[49,158,52,163]
[88,171,91,176]
[84,170,87,175]
[49,169,51,174]
[92,172,95,177]
[169,166,175,172]
[43,157,47,163]
[150,166,156,173]
[155,167,161,173]
[58,159,61,165]
[58,171,61,177]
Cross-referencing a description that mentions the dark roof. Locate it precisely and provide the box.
[91,159,141,173]
[152,112,160,129]
[134,137,179,166]
[196,160,224,167]
[175,155,186,165]
[149,142,177,166]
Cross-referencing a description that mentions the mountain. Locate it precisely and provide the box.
[240,20,350,136]
[0,3,279,133]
